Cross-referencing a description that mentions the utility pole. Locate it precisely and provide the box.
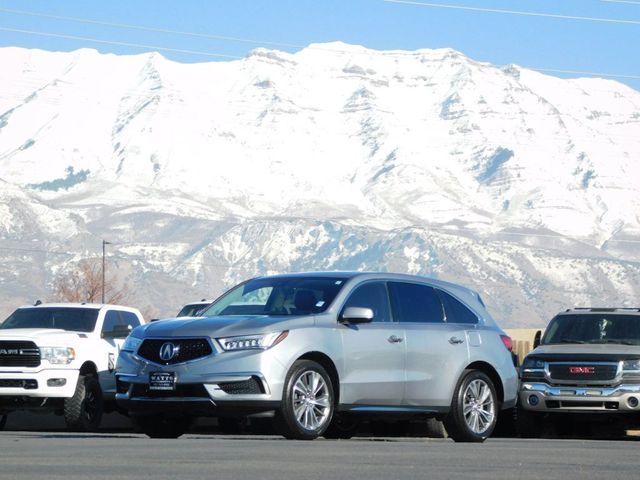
[102,240,111,304]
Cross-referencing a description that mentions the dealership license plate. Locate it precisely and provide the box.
[149,372,176,391]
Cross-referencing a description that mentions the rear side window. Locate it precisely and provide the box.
[388,282,444,323]
[439,290,479,325]
[342,282,391,323]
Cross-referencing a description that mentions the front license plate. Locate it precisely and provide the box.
[149,372,176,391]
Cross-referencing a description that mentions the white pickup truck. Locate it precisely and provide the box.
[0,303,144,431]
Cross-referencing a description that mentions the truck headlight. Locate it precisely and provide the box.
[521,357,545,370]
[623,359,640,371]
[40,347,76,365]
[121,336,143,352]
[217,331,288,352]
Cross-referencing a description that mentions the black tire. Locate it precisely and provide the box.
[63,375,103,432]
[275,360,335,440]
[0,414,7,430]
[444,370,498,443]
[516,406,545,438]
[134,415,193,439]
[493,407,518,438]
[323,413,359,439]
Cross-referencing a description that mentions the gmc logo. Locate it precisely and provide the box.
[569,366,595,374]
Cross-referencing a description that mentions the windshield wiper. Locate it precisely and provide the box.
[559,338,586,344]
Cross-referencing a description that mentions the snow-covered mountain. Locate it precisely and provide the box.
[0,43,639,326]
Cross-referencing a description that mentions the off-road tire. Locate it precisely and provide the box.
[63,375,103,432]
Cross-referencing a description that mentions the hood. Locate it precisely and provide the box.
[0,328,87,343]
[528,343,640,361]
[137,315,315,338]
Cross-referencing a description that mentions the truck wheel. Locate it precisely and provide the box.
[323,413,359,439]
[444,369,498,443]
[134,415,192,439]
[64,375,104,432]
[0,414,7,430]
[275,360,335,440]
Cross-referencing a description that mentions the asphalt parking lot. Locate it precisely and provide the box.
[0,429,638,480]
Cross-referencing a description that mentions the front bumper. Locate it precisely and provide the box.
[0,369,79,399]
[115,347,287,417]
[520,382,640,412]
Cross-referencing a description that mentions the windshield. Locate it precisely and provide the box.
[542,314,640,345]
[201,276,349,317]
[0,307,100,333]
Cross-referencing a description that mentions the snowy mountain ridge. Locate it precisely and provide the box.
[0,44,639,325]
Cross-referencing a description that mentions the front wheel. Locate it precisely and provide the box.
[134,415,193,439]
[64,375,104,432]
[0,414,7,430]
[275,360,335,440]
[444,370,498,442]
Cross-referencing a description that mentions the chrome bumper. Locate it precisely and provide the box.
[520,382,640,412]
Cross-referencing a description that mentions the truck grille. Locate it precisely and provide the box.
[137,338,212,365]
[549,363,618,382]
[0,341,41,367]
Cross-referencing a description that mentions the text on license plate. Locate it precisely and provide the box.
[149,372,176,391]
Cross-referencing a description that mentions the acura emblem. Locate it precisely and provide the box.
[159,342,178,361]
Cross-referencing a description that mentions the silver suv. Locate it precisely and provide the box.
[116,272,518,441]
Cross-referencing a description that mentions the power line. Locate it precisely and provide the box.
[602,0,640,5]
[0,27,243,59]
[383,0,640,25]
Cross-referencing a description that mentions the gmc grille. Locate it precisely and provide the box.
[137,338,212,365]
[549,364,618,382]
[0,341,41,367]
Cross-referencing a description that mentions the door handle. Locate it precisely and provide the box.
[387,335,403,344]
[449,336,464,345]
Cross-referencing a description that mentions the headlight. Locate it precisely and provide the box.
[522,357,545,370]
[40,347,75,365]
[623,359,640,371]
[121,336,143,353]
[217,331,288,352]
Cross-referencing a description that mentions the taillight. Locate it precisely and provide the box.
[500,334,513,352]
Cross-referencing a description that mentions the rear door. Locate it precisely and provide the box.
[99,310,142,395]
[388,282,471,407]
[339,281,405,406]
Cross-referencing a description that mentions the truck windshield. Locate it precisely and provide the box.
[542,314,640,345]
[201,276,348,317]
[0,308,100,333]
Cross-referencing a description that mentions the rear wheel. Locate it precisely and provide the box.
[134,415,193,439]
[64,375,103,432]
[444,370,497,442]
[275,360,335,440]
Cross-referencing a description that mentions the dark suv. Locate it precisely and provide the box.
[518,308,640,435]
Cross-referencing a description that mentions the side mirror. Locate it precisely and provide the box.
[340,307,374,324]
[533,330,542,349]
[102,324,133,339]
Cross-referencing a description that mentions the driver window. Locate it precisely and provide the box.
[342,282,391,323]
[102,310,121,333]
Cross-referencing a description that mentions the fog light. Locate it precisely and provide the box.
[528,394,539,406]
[627,396,639,408]
[47,378,67,387]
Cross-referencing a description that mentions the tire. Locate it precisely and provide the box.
[63,375,104,432]
[515,406,545,438]
[275,360,335,440]
[444,370,498,443]
[323,413,359,439]
[134,415,193,439]
[0,414,7,431]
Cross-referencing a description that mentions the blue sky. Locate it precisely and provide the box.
[0,0,639,90]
